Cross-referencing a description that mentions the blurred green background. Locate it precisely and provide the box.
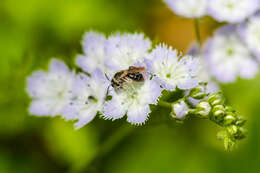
[1,0,260,172]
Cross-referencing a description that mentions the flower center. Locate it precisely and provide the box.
[166,73,171,78]
[227,48,234,56]
[226,3,234,9]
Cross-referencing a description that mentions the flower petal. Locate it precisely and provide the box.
[127,105,150,125]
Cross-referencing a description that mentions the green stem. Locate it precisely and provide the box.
[194,19,201,49]
[157,100,172,109]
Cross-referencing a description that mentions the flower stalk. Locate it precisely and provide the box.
[194,19,202,50]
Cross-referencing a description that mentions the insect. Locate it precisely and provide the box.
[111,66,146,91]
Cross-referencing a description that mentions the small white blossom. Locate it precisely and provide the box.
[63,69,109,129]
[103,78,162,125]
[104,33,151,72]
[163,0,207,18]
[203,25,259,83]
[145,44,199,91]
[76,31,109,73]
[173,101,189,119]
[26,59,74,116]
[239,14,260,60]
[208,0,259,23]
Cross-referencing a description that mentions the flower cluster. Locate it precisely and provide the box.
[26,31,247,149]
[163,0,260,23]
[165,1,260,84]
[203,25,259,83]
[26,31,199,128]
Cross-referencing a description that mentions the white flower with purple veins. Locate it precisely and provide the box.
[239,15,260,60]
[163,0,207,18]
[26,59,74,116]
[104,33,151,72]
[76,31,108,73]
[172,101,189,119]
[208,0,259,23]
[203,25,259,83]
[63,69,109,129]
[103,78,162,125]
[145,44,199,91]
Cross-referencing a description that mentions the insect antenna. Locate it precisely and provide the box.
[104,73,110,81]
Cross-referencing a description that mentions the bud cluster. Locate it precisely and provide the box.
[199,92,247,150]
[182,84,247,150]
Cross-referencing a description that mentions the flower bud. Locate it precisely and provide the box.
[189,87,207,99]
[224,137,236,151]
[224,115,236,126]
[212,105,225,121]
[172,101,189,120]
[225,106,235,113]
[208,93,223,106]
[236,116,246,126]
[196,101,211,117]
[235,127,247,139]
[227,125,238,136]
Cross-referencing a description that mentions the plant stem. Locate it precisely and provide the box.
[194,18,201,49]
[157,100,173,109]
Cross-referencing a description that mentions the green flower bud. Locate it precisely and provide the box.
[235,127,247,139]
[212,105,225,121]
[227,125,238,136]
[225,106,235,113]
[189,87,207,99]
[208,93,223,106]
[236,116,246,126]
[217,131,235,151]
[196,101,211,117]
[224,137,236,151]
[224,115,236,126]
[213,105,224,111]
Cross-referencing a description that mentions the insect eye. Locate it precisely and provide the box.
[134,74,143,81]
[127,74,135,79]
[127,73,143,81]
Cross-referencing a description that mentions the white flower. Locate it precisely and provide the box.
[63,69,109,129]
[208,0,259,23]
[26,59,74,116]
[172,101,189,119]
[103,78,162,125]
[76,31,109,73]
[145,44,199,91]
[163,0,207,18]
[203,25,258,83]
[239,14,260,60]
[104,33,151,72]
